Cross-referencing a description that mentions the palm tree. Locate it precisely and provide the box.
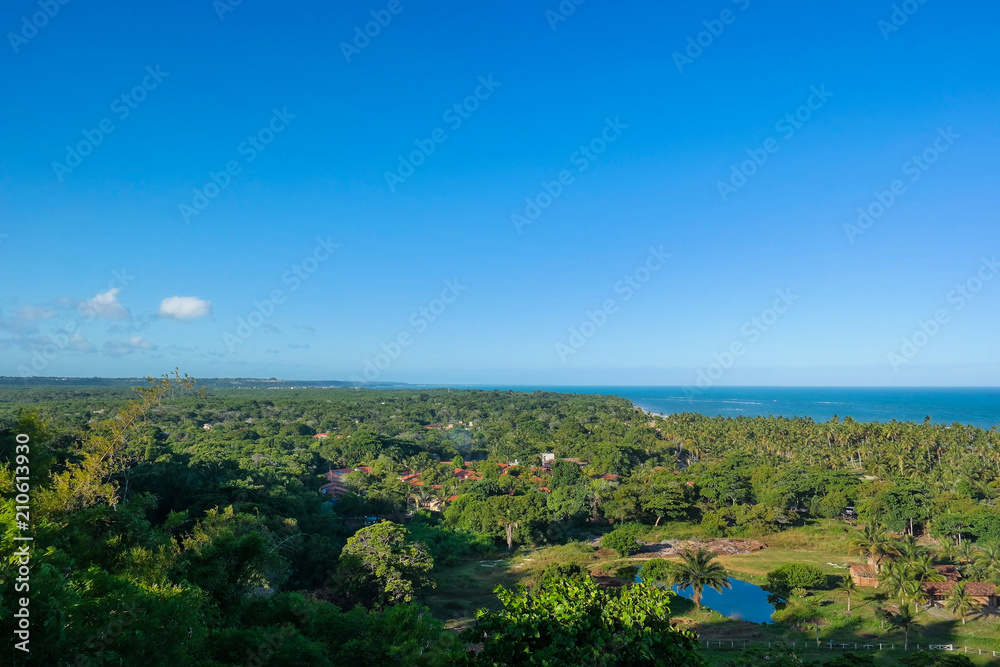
[849,525,900,573]
[902,580,928,610]
[893,604,919,650]
[907,554,945,583]
[837,576,857,613]
[897,534,927,564]
[975,542,1000,582]
[946,582,977,625]
[877,562,908,604]
[957,540,977,565]
[975,541,1000,568]
[669,548,731,612]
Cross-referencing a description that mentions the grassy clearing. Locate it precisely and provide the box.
[424,520,1000,659]
[422,555,520,630]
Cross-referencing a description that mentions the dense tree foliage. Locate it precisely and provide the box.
[460,576,704,666]
[2,380,999,663]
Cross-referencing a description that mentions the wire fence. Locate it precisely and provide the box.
[701,639,1000,658]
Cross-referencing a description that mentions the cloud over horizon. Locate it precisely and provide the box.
[103,336,156,357]
[159,296,212,321]
[81,288,130,320]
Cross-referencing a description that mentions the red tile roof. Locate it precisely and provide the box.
[921,581,999,597]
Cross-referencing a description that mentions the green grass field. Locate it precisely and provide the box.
[424,520,1000,664]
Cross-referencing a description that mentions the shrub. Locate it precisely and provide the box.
[536,562,589,589]
[824,653,878,667]
[900,654,974,667]
[640,558,673,583]
[601,527,641,556]
[723,645,807,667]
[766,563,826,591]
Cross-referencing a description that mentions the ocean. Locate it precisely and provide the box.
[454,386,1000,430]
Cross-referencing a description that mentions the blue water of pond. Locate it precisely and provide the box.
[637,576,781,624]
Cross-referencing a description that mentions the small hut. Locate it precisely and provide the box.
[849,563,879,588]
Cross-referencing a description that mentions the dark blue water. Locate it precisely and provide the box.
[672,578,779,624]
[453,386,1000,429]
[635,576,779,624]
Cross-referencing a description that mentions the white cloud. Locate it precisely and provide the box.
[68,333,95,352]
[128,335,155,350]
[159,296,212,321]
[103,336,156,357]
[18,305,57,322]
[82,288,130,320]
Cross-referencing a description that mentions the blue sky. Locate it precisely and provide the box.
[1,0,998,386]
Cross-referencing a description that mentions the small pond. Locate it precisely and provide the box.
[637,576,782,624]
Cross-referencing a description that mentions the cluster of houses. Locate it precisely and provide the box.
[849,563,1000,607]
[318,453,621,511]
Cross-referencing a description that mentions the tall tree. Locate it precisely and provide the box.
[849,525,900,572]
[669,548,731,612]
[337,521,434,609]
[893,604,919,650]
[837,576,857,613]
[946,583,977,625]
